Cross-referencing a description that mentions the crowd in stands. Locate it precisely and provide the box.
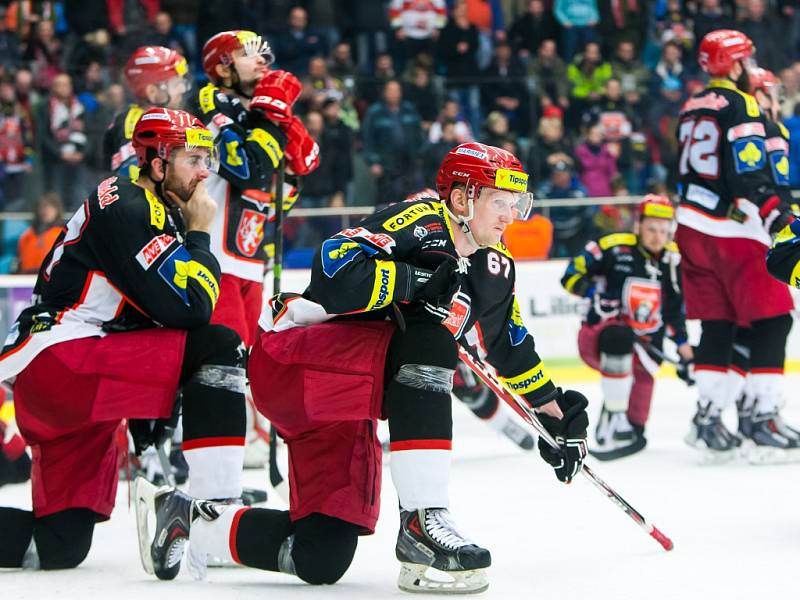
[2,0,800,269]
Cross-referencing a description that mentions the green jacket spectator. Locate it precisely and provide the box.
[567,48,612,100]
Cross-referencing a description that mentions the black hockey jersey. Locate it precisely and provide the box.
[103,104,145,178]
[561,232,687,347]
[0,176,221,380]
[676,79,777,243]
[766,218,800,287]
[304,198,558,407]
[186,83,290,281]
[764,120,792,204]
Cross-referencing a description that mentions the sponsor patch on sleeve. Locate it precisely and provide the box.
[500,362,551,394]
[366,260,396,310]
[770,152,791,186]
[508,298,529,346]
[157,246,193,305]
[135,234,176,270]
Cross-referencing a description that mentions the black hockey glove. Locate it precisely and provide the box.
[587,292,620,325]
[536,388,589,484]
[676,355,695,386]
[760,195,795,237]
[411,260,461,307]
[128,394,182,456]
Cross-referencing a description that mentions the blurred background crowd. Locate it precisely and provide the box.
[2,0,800,271]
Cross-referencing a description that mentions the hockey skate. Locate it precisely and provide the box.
[741,410,800,465]
[735,395,753,443]
[684,403,740,463]
[396,508,491,594]
[589,407,646,461]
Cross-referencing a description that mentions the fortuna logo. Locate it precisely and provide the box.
[506,369,544,391]
[375,267,391,307]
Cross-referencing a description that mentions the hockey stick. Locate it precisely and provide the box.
[457,346,674,552]
[267,158,290,502]
[633,339,695,386]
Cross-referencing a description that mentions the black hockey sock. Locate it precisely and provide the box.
[292,514,360,585]
[0,507,34,567]
[233,508,292,571]
[35,508,96,570]
[749,314,792,370]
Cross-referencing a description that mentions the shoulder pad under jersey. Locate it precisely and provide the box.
[598,232,637,250]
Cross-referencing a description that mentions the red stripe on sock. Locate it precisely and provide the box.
[389,439,452,452]
[600,371,630,378]
[729,365,746,376]
[694,364,728,373]
[182,436,246,450]
[751,367,784,374]
[228,507,250,565]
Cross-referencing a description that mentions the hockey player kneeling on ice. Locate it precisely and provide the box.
[0,108,247,573]
[562,195,693,460]
[137,143,589,593]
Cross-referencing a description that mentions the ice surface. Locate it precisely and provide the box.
[3,376,800,600]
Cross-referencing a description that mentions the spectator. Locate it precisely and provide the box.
[566,41,612,128]
[389,0,447,70]
[0,74,33,210]
[480,41,530,136]
[328,40,358,85]
[0,6,23,74]
[271,6,327,77]
[403,65,439,130]
[420,118,458,186]
[437,2,482,133]
[648,40,686,126]
[298,56,341,115]
[144,11,187,55]
[16,191,63,274]
[305,0,341,53]
[428,97,475,143]
[739,0,784,72]
[160,0,200,69]
[535,158,591,257]
[655,3,694,55]
[692,0,734,64]
[37,73,89,210]
[13,69,37,132]
[22,19,62,91]
[463,0,507,70]
[481,110,515,148]
[361,79,423,207]
[107,0,160,63]
[339,0,390,73]
[596,0,647,55]
[506,0,559,60]
[527,105,573,185]
[575,122,618,198]
[320,94,354,202]
[528,38,569,114]
[356,52,396,112]
[609,39,649,112]
[554,0,599,61]
[781,65,800,120]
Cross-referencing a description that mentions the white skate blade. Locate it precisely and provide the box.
[133,476,160,575]
[744,445,800,465]
[398,563,488,595]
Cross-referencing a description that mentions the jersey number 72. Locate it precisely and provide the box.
[678,117,721,179]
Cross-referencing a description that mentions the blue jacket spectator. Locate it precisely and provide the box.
[270,6,327,77]
[361,79,423,206]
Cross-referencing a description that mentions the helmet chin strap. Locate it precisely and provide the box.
[446,196,484,250]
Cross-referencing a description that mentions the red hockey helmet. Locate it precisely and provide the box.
[749,67,779,94]
[132,108,217,168]
[124,46,188,101]
[637,194,675,221]
[698,29,754,77]
[436,142,533,221]
[202,30,274,84]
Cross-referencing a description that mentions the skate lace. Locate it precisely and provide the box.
[424,509,472,550]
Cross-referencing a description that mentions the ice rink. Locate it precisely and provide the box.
[3,374,800,600]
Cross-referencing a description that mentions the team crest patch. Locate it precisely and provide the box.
[157,246,193,305]
[236,209,266,257]
[732,137,766,173]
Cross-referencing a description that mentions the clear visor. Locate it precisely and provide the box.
[477,186,534,221]
[173,130,220,173]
